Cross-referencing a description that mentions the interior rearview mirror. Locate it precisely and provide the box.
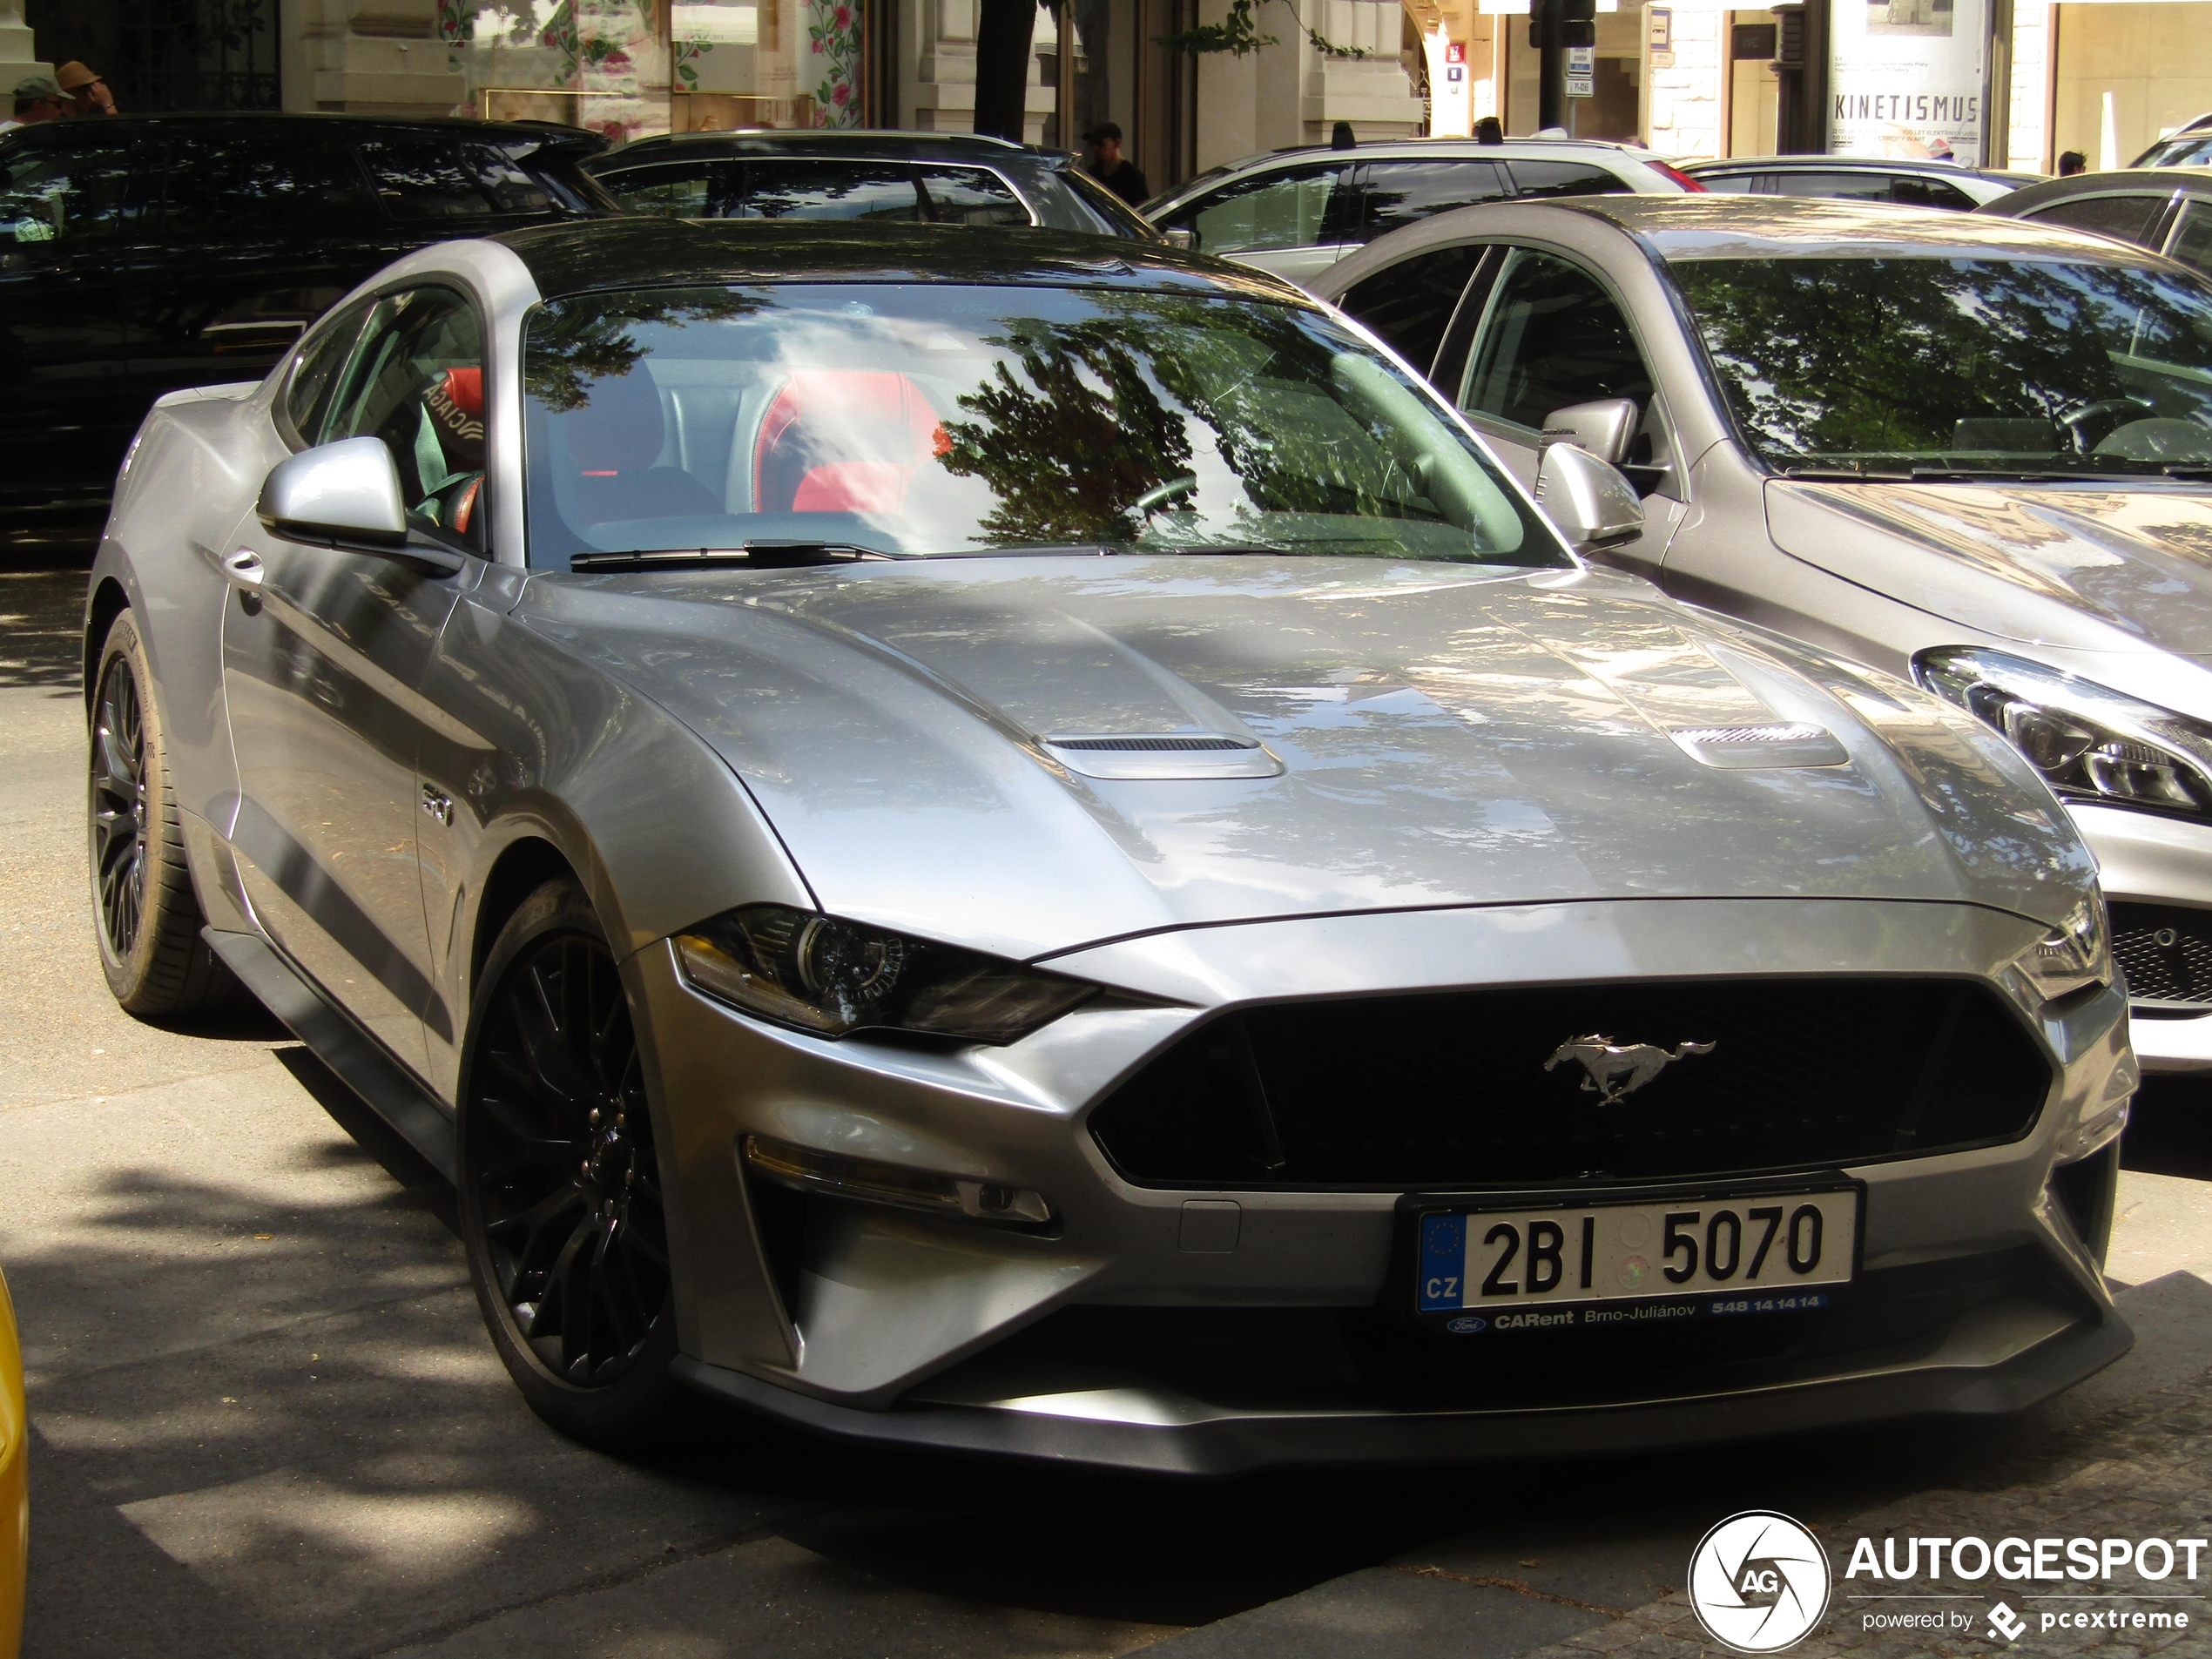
[1535,442,1645,554]
[1540,397,1640,468]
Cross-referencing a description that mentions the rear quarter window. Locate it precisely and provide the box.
[1504,160,1632,200]
[2023,192,2169,247]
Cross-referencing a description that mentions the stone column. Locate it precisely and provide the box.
[287,0,466,115]
[0,0,53,101]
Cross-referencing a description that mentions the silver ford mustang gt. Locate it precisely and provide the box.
[84,219,2136,1472]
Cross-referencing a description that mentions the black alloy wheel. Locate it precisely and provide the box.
[91,653,148,959]
[87,611,239,1017]
[460,879,680,1443]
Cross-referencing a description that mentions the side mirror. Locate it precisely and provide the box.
[1536,442,1645,553]
[1161,226,1197,251]
[1540,397,1640,468]
[259,437,408,550]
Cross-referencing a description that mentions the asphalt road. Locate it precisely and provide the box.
[5,563,2210,1659]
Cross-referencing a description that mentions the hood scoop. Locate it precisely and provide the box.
[1042,733,1286,780]
[1669,723,1849,769]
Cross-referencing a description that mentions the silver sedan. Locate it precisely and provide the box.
[84,219,2133,1471]
[1318,195,2212,1071]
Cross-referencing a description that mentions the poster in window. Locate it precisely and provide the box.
[1829,0,1985,163]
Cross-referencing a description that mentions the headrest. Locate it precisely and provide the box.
[426,366,486,469]
[556,370,666,475]
[754,372,943,511]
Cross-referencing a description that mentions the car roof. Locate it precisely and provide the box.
[0,109,604,152]
[593,130,1040,167]
[1503,193,2168,260]
[1155,138,1656,198]
[1989,166,2212,214]
[1683,153,1991,175]
[492,217,1308,300]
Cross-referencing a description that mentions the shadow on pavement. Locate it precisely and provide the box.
[0,567,90,691]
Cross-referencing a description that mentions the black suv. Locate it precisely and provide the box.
[1,112,615,534]
[587,130,1157,239]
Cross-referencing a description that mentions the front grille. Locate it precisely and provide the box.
[2110,901,2212,1008]
[1088,978,2051,1188]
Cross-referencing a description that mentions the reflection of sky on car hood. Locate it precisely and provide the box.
[525,556,2091,958]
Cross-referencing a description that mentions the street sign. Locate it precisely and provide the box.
[1567,44,1595,96]
[1648,6,1674,67]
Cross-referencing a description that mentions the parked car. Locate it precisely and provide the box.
[1318,194,2212,1069]
[2132,113,2212,169]
[0,111,615,530]
[86,215,2131,1470]
[1684,153,2034,208]
[1140,138,1700,288]
[1979,166,2212,277]
[587,129,1157,239]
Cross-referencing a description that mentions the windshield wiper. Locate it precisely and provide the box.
[570,541,900,572]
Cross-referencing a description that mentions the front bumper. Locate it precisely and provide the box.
[2071,803,2212,1071]
[625,896,2137,1471]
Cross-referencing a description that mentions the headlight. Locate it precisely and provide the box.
[2004,895,2114,1004]
[1914,646,2212,816]
[673,905,1096,1043]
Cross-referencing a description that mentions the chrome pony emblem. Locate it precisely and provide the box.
[1545,1034,1716,1104]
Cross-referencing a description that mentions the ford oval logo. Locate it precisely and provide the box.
[1446,1315,1487,1334]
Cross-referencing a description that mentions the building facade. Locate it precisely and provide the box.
[13,0,2212,189]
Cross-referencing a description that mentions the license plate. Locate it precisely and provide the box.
[1416,1189,1858,1320]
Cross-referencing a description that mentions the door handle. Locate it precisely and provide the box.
[223,549,264,588]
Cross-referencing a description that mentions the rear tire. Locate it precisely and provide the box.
[457,878,682,1448]
[88,610,240,1018]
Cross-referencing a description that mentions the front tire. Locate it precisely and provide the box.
[88,610,239,1017]
[457,878,680,1447]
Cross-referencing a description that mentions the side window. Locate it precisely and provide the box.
[2024,193,2168,248]
[0,135,139,245]
[1166,163,1350,254]
[284,303,374,443]
[740,161,922,220]
[1462,248,1652,433]
[322,288,489,552]
[155,132,374,234]
[460,143,553,213]
[355,135,523,219]
[1345,159,1507,245]
[599,159,736,218]
[1339,243,1490,376]
[2166,200,2212,277]
[1504,160,1632,200]
[1890,174,1975,210]
[917,166,1031,226]
[1767,171,1889,202]
[1693,172,1763,194]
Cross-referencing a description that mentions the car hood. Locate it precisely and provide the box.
[1767,478,2212,659]
[519,556,2092,961]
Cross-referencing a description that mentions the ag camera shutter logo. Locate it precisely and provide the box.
[1689,1511,1833,1653]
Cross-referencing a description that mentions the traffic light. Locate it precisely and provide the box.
[1561,0,1596,49]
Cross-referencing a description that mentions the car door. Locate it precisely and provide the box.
[221,285,487,1076]
[1156,160,1357,286]
[0,129,161,510]
[1451,243,1683,575]
[131,126,385,410]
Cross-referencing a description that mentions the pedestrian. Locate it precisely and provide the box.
[54,61,117,117]
[0,72,68,132]
[2057,149,2087,176]
[1081,121,1149,208]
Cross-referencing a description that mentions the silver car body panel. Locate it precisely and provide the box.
[86,225,2137,1469]
[1314,194,2212,1069]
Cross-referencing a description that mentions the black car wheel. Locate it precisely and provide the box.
[89,611,240,1017]
[458,877,680,1446]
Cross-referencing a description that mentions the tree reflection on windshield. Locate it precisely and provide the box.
[1672,257,2212,469]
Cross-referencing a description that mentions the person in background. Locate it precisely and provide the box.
[2057,150,2087,176]
[1082,122,1149,207]
[55,62,116,117]
[0,73,67,132]
[1473,115,1504,145]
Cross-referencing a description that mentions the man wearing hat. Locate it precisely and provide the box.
[0,73,68,132]
[1081,122,1149,208]
[56,62,117,116]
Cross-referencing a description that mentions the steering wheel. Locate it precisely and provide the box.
[1136,475,1199,518]
[2058,396,2155,452]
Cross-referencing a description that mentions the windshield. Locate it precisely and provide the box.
[520,281,1555,569]
[1669,256,2212,476]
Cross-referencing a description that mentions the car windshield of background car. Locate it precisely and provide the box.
[518,282,1556,569]
[1670,255,2212,476]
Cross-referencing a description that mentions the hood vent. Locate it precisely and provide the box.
[1669,723,1850,769]
[1042,732,1286,780]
